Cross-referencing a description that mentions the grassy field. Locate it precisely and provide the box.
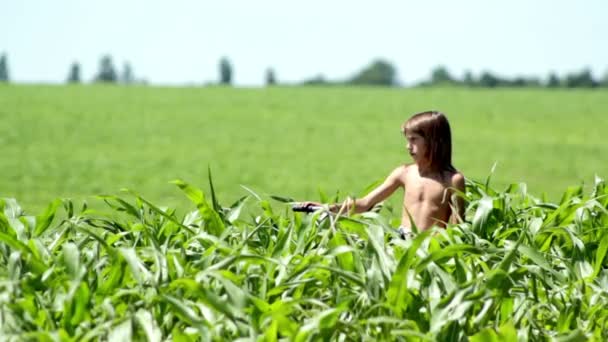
[1,84,607,214]
[1,84,608,339]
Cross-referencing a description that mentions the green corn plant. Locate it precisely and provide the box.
[0,174,607,340]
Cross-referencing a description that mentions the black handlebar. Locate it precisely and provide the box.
[291,204,323,213]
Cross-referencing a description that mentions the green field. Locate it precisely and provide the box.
[1,84,608,339]
[1,173,607,339]
[1,84,607,214]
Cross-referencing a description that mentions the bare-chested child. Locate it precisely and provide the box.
[296,110,465,238]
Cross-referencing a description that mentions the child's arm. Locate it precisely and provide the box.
[449,173,466,224]
[328,166,405,214]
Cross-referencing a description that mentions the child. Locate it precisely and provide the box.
[297,110,465,238]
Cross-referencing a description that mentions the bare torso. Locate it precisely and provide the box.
[322,163,464,231]
[399,164,458,230]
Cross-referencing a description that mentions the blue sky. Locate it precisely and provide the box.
[2,0,607,86]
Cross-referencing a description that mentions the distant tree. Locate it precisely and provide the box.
[95,55,117,83]
[301,74,331,86]
[564,69,597,88]
[547,73,560,88]
[430,66,454,84]
[0,53,9,82]
[265,67,276,86]
[219,57,233,85]
[349,59,397,86]
[511,78,526,87]
[67,62,81,83]
[121,62,134,84]
[601,70,608,88]
[478,71,500,88]
[507,76,540,87]
[525,77,541,87]
[463,70,475,87]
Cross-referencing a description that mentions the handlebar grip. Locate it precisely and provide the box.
[292,204,322,213]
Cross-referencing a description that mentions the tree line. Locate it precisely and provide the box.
[0,52,607,88]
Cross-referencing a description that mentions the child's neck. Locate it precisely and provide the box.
[416,161,440,176]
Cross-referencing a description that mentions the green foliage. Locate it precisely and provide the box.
[478,71,500,88]
[0,53,9,82]
[349,59,397,86]
[1,176,608,340]
[463,70,475,87]
[430,66,454,85]
[265,68,277,86]
[121,62,134,85]
[564,69,598,88]
[300,74,332,86]
[601,70,608,88]
[547,73,561,88]
[219,57,233,85]
[67,62,81,83]
[423,70,544,88]
[95,55,117,83]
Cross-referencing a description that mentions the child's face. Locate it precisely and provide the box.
[405,132,427,163]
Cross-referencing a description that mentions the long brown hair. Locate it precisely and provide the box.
[401,111,455,172]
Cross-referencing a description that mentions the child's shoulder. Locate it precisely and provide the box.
[402,163,416,170]
[446,169,465,187]
[396,163,416,174]
[387,164,414,182]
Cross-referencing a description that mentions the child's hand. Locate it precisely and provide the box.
[292,201,323,213]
